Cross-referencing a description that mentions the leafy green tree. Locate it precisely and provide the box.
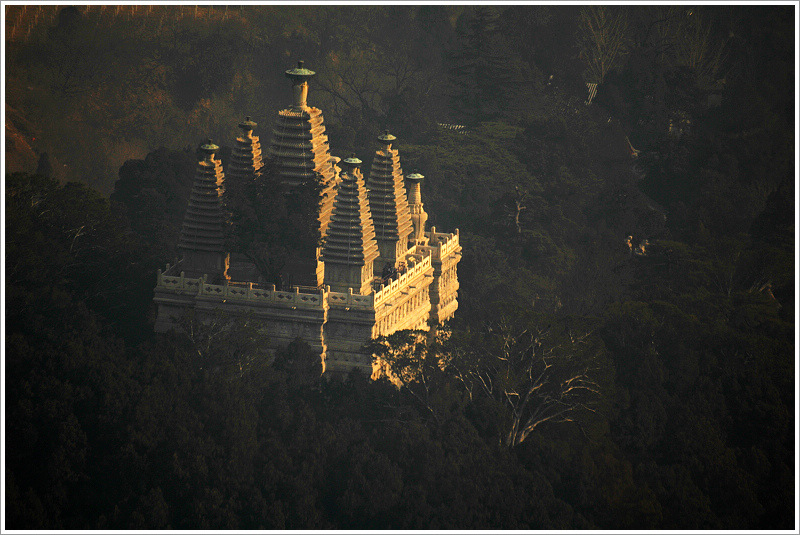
[40,7,115,98]
[273,338,324,388]
[111,147,195,257]
[368,330,451,426]
[7,172,155,341]
[6,174,147,527]
[176,308,273,379]
[226,159,325,286]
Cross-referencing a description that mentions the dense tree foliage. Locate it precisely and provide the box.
[5,5,795,530]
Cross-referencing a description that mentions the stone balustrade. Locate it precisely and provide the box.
[438,229,460,259]
[277,108,307,118]
[417,227,460,261]
[374,253,433,306]
[327,287,375,310]
[156,269,325,309]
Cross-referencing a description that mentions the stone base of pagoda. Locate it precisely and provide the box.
[323,261,375,295]
[179,250,229,282]
[281,249,324,289]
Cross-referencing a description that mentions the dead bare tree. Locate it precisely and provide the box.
[445,316,604,447]
[178,308,271,378]
[511,186,528,235]
[368,313,605,447]
[309,7,439,130]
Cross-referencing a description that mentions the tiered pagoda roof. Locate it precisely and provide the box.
[227,116,263,182]
[367,131,414,262]
[178,140,226,253]
[321,157,379,268]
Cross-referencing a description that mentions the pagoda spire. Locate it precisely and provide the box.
[177,140,229,281]
[227,116,263,183]
[321,156,379,295]
[285,59,315,110]
[367,130,414,272]
[405,171,429,246]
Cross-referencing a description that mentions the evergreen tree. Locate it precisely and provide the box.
[447,7,532,124]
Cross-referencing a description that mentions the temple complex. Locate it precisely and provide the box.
[153,61,461,376]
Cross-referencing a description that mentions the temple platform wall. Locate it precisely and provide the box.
[373,252,434,336]
[324,290,377,375]
[153,269,328,366]
[417,228,461,324]
[154,236,459,377]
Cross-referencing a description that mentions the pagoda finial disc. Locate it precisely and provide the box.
[285,60,316,79]
[377,130,396,145]
[239,116,257,131]
[342,154,362,174]
[201,138,219,152]
[343,154,362,166]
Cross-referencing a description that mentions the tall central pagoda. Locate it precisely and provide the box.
[267,61,340,287]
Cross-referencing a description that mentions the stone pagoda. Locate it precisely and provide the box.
[176,140,229,281]
[367,131,414,274]
[321,156,380,295]
[267,61,340,287]
[154,61,461,377]
[227,116,263,183]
